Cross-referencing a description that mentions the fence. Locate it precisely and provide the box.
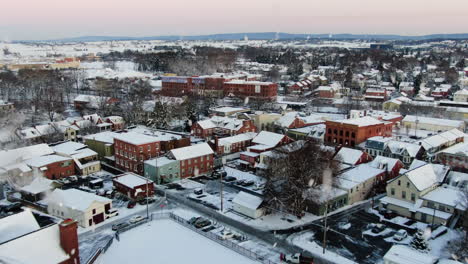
[169,213,278,264]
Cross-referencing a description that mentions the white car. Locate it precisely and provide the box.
[220,229,234,240]
[393,229,408,241]
[129,215,145,224]
[106,208,119,219]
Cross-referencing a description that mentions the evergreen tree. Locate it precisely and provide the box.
[410,229,430,252]
[414,74,422,96]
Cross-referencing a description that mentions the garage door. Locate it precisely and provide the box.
[93,213,104,225]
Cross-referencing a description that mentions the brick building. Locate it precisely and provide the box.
[114,132,161,175]
[192,116,257,139]
[364,88,389,102]
[223,80,277,100]
[168,143,214,178]
[25,155,75,180]
[211,132,257,155]
[113,172,154,200]
[325,116,393,147]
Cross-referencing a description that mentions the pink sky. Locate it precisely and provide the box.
[1,0,467,40]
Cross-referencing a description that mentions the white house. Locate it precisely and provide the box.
[47,188,113,227]
[232,191,265,219]
[383,245,437,264]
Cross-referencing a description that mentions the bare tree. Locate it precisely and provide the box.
[263,140,340,216]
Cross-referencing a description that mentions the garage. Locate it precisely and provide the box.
[93,213,104,225]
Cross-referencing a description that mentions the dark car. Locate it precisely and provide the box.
[187,216,201,225]
[194,188,203,195]
[223,176,236,182]
[235,180,246,185]
[371,224,386,233]
[138,197,156,205]
[127,201,136,209]
[112,222,130,231]
[194,219,211,229]
[3,202,22,213]
[241,180,255,187]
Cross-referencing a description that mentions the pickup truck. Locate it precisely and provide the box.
[280,253,314,264]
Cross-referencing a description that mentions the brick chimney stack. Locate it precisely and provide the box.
[59,219,80,264]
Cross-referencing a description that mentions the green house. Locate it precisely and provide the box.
[83,131,119,159]
[144,157,180,184]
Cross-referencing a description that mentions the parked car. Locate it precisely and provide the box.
[106,208,119,219]
[3,202,22,213]
[194,218,211,229]
[138,197,156,205]
[223,176,236,182]
[194,188,203,195]
[220,229,234,240]
[112,222,129,231]
[187,216,202,225]
[127,201,136,209]
[393,229,408,241]
[383,210,397,219]
[241,180,255,187]
[235,180,246,185]
[129,215,145,224]
[371,224,386,234]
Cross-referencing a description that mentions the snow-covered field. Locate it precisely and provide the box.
[98,219,259,264]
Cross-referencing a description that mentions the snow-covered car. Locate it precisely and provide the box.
[220,230,234,240]
[106,208,119,219]
[129,215,145,224]
[112,222,129,231]
[393,229,408,241]
[371,224,386,233]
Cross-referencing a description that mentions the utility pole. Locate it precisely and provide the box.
[323,201,328,254]
[220,164,225,212]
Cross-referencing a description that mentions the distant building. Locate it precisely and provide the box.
[223,80,277,100]
[113,172,154,201]
[325,116,393,146]
[191,116,256,139]
[402,115,465,133]
[370,43,393,50]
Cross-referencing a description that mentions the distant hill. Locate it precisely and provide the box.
[22,32,468,43]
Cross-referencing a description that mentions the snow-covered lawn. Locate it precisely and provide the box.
[98,219,259,264]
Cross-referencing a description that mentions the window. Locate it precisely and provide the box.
[148,145,151,151]
[390,188,395,196]
[140,146,143,152]
[402,191,406,199]
[398,180,401,186]
[345,131,349,137]
[411,193,416,202]
[351,132,355,138]
[427,201,435,208]
[328,128,332,134]
[406,182,410,188]
[438,205,446,211]
[92,209,96,214]
[339,130,343,136]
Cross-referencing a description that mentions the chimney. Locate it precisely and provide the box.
[59,219,80,264]
[215,136,219,152]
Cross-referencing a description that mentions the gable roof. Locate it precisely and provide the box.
[170,143,214,160]
[0,210,40,244]
[0,144,54,168]
[48,188,111,211]
[25,155,71,168]
[114,173,153,188]
[252,131,285,147]
[335,147,365,165]
[232,191,263,210]
[405,164,439,191]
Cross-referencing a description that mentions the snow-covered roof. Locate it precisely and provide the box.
[304,185,347,203]
[20,176,54,195]
[217,132,257,146]
[25,155,71,168]
[0,210,40,244]
[421,186,466,210]
[252,131,285,147]
[144,156,179,167]
[368,156,400,170]
[170,143,214,160]
[47,188,111,211]
[334,116,384,127]
[212,107,247,113]
[403,115,464,128]
[383,245,437,264]
[0,224,70,264]
[0,144,54,168]
[52,141,88,156]
[439,141,468,156]
[114,132,160,145]
[337,164,384,189]
[232,191,263,210]
[417,129,465,151]
[196,119,217,129]
[83,131,120,144]
[334,147,365,165]
[114,172,153,188]
[386,141,422,157]
[404,164,439,191]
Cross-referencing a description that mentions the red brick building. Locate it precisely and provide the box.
[431,87,450,100]
[192,117,257,139]
[364,88,389,102]
[25,155,75,180]
[113,172,155,200]
[211,132,257,155]
[223,80,277,100]
[105,116,125,131]
[325,116,393,147]
[239,151,260,168]
[168,143,214,178]
[114,132,161,175]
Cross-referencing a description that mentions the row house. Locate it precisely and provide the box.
[223,80,277,100]
[168,143,214,178]
[211,132,257,155]
[105,116,125,131]
[418,129,465,161]
[52,141,101,176]
[437,141,468,171]
[365,137,424,166]
[325,116,393,147]
[334,147,373,166]
[288,78,314,94]
[191,116,257,139]
[239,151,261,169]
[313,86,337,99]
[368,156,405,192]
[25,155,75,180]
[453,89,468,102]
[114,132,161,175]
[349,109,403,125]
[380,164,464,226]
